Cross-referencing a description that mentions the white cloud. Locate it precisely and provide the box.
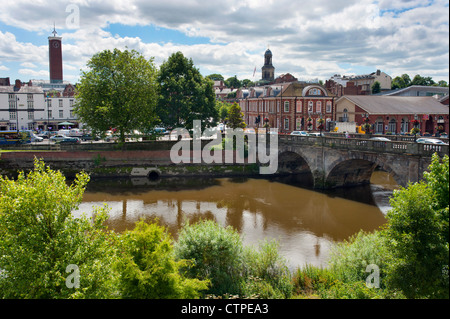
[0,0,448,82]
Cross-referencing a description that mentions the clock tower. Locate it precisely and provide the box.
[48,26,63,83]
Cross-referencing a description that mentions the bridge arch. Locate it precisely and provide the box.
[276,150,314,187]
[324,154,401,189]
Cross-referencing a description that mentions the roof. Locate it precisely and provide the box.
[0,86,44,94]
[382,85,449,96]
[338,95,449,114]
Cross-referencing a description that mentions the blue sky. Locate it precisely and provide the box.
[0,0,448,84]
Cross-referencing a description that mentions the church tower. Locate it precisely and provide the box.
[48,25,63,83]
[261,48,275,82]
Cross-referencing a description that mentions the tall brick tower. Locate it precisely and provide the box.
[48,25,63,83]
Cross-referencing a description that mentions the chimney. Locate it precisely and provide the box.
[14,79,22,91]
[376,69,381,76]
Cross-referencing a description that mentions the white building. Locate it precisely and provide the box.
[0,80,80,131]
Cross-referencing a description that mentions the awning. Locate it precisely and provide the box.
[58,121,75,126]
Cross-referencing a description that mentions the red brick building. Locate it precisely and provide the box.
[238,82,336,133]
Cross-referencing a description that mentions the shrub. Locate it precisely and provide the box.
[292,264,336,296]
[242,240,293,298]
[0,159,118,298]
[328,230,387,286]
[174,220,244,296]
[116,219,208,299]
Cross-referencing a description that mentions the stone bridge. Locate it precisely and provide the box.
[273,135,449,189]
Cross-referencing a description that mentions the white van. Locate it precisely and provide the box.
[58,129,70,136]
[69,129,83,137]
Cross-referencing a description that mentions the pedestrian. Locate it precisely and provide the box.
[345,131,350,138]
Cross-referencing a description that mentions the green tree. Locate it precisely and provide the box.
[225,76,241,89]
[75,48,159,143]
[226,102,246,129]
[174,220,244,296]
[383,154,449,298]
[157,51,218,131]
[217,101,231,122]
[410,74,435,86]
[206,74,224,81]
[116,220,208,299]
[371,81,381,94]
[0,159,118,298]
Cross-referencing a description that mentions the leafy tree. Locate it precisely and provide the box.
[411,74,435,86]
[115,220,208,299]
[174,220,244,295]
[0,159,118,298]
[206,74,224,81]
[241,79,254,88]
[436,80,448,87]
[157,51,218,131]
[217,101,231,122]
[225,76,241,89]
[75,49,159,143]
[226,102,246,129]
[371,81,381,94]
[383,154,449,298]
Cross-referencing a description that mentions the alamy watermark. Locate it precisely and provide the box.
[365,264,380,289]
[169,120,279,174]
[65,264,80,289]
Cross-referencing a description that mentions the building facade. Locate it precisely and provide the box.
[326,70,392,97]
[335,95,449,135]
[238,82,336,134]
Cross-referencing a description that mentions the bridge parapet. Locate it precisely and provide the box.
[278,135,449,157]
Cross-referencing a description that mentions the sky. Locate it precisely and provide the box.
[0,0,448,85]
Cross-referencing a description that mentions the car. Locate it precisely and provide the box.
[309,132,325,137]
[57,136,81,144]
[81,133,100,141]
[31,133,44,142]
[50,134,68,142]
[290,131,309,136]
[38,131,57,139]
[416,138,448,145]
[369,137,391,142]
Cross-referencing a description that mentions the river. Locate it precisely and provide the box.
[75,170,398,270]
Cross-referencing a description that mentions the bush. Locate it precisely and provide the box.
[174,220,244,296]
[292,264,336,296]
[242,240,293,298]
[328,230,387,286]
[116,219,208,299]
[0,159,118,298]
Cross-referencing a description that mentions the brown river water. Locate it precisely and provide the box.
[75,171,398,270]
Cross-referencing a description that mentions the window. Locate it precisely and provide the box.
[70,110,74,118]
[8,94,15,100]
[59,99,63,107]
[308,101,313,113]
[376,120,384,133]
[296,117,302,130]
[28,111,34,120]
[284,101,289,112]
[48,110,52,118]
[10,123,17,131]
[401,118,409,133]
[284,118,289,130]
[48,100,52,108]
[28,123,34,130]
[342,108,348,122]
[27,101,33,109]
[326,101,332,113]
[59,110,64,118]
[296,100,302,113]
[9,112,16,120]
[69,99,74,107]
[277,101,280,112]
[388,119,396,133]
[9,101,16,109]
[316,101,322,113]
[27,94,33,101]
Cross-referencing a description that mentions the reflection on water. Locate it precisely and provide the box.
[76,172,396,269]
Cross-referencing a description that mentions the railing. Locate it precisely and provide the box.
[279,135,449,157]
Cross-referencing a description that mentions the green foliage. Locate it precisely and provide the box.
[226,102,246,130]
[383,154,449,298]
[0,159,118,298]
[75,49,159,143]
[174,220,243,296]
[242,240,293,298]
[115,219,208,299]
[292,264,337,297]
[328,230,387,285]
[157,52,218,131]
[371,81,381,94]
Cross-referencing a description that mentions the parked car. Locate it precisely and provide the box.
[369,137,391,141]
[50,134,68,142]
[58,136,81,144]
[416,138,448,145]
[81,133,100,141]
[37,131,57,139]
[31,133,44,142]
[290,131,309,136]
[309,132,325,137]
